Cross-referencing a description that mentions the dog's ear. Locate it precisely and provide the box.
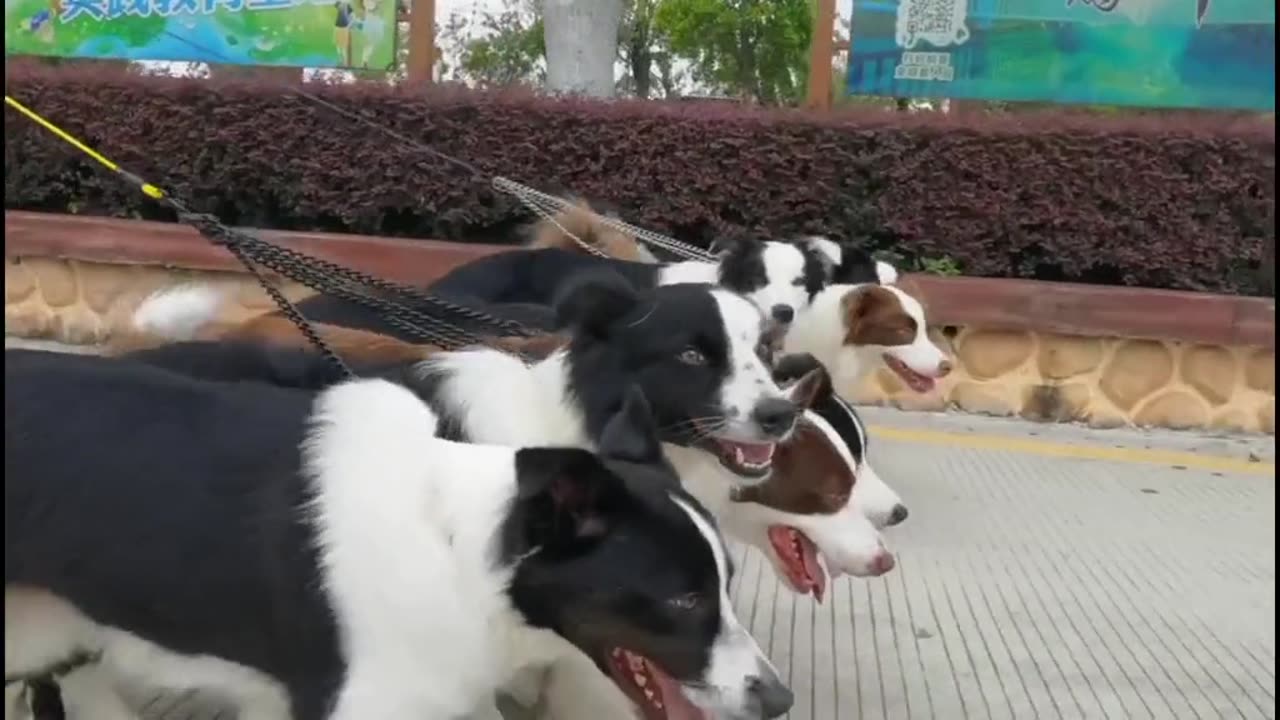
[773,354,832,410]
[794,236,839,274]
[786,368,829,410]
[513,447,620,548]
[772,352,823,385]
[707,235,738,257]
[708,232,762,258]
[597,385,664,465]
[553,271,641,337]
[824,244,876,285]
[873,260,899,285]
[840,285,913,347]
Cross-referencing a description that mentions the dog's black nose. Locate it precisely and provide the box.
[770,304,795,324]
[888,503,910,526]
[752,398,798,437]
[750,675,794,719]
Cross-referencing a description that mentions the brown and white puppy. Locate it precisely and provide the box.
[784,280,953,394]
[682,354,901,602]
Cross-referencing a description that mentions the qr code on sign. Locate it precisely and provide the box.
[895,0,970,49]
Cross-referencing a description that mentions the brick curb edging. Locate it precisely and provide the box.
[5,211,1274,349]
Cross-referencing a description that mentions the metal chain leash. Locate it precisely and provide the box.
[496,179,609,259]
[218,235,357,378]
[491,177,716,262]
[176,211,535,351]
[5,94,545,375]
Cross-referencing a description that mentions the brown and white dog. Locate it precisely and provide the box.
[783,279,953,393]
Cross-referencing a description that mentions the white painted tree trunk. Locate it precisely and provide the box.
[541,0,624,97]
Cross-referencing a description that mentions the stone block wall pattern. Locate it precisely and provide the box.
[5,257,311,345]
[842,329,1274,435]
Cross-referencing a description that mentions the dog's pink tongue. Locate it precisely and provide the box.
[736,442,774,464]
[800,537,827,603]
[908,374,936,393]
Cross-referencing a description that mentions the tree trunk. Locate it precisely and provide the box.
[629,37,652,98]
[626,0,655,99]
[655,52,678,98]
[542,0,624,97]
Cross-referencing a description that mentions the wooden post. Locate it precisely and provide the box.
[406,0,436,85]
[805,0,836,110]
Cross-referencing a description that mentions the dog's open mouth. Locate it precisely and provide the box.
[883,353,936,393]
[710,438,776,478]
[767,525,827,602]
[607,648,708,720]
[690,419,777,479]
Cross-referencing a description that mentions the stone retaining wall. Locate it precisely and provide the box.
[846,328,1274,435]
[7,255,1274,435]
[5,256,309,344]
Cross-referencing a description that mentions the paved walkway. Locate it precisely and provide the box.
[739,408,1274,720]
[6,338,1275,720]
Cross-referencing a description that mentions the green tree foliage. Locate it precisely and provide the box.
[438,0,545,87]
[617,0,685,98]
[651,0,812,104]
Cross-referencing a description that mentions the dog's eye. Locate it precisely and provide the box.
[791,277,807,286]
[678,348,706,366]
[666,592,703,611]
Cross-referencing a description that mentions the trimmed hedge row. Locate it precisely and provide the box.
[5,62,1274,295]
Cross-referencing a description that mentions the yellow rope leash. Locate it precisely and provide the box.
[5,94,167,201]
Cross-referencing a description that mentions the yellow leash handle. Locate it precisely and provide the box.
[5,95,167,201]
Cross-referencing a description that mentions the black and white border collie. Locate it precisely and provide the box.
[283,235,829,341]
[116,282,912,719]
[124,280,907,590]
[791,235,899,288]
[134,274,801,486]
[5,350,793,720]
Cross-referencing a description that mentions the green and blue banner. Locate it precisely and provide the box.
[5,0,396,69]
[846,0,1275,110]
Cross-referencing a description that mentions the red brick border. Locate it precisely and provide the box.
[5,211,1274,349]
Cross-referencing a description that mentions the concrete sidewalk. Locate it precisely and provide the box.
[742,408,1274,720]
[7,337,1275,719]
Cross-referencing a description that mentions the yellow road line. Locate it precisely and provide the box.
[867,425,1275,477]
